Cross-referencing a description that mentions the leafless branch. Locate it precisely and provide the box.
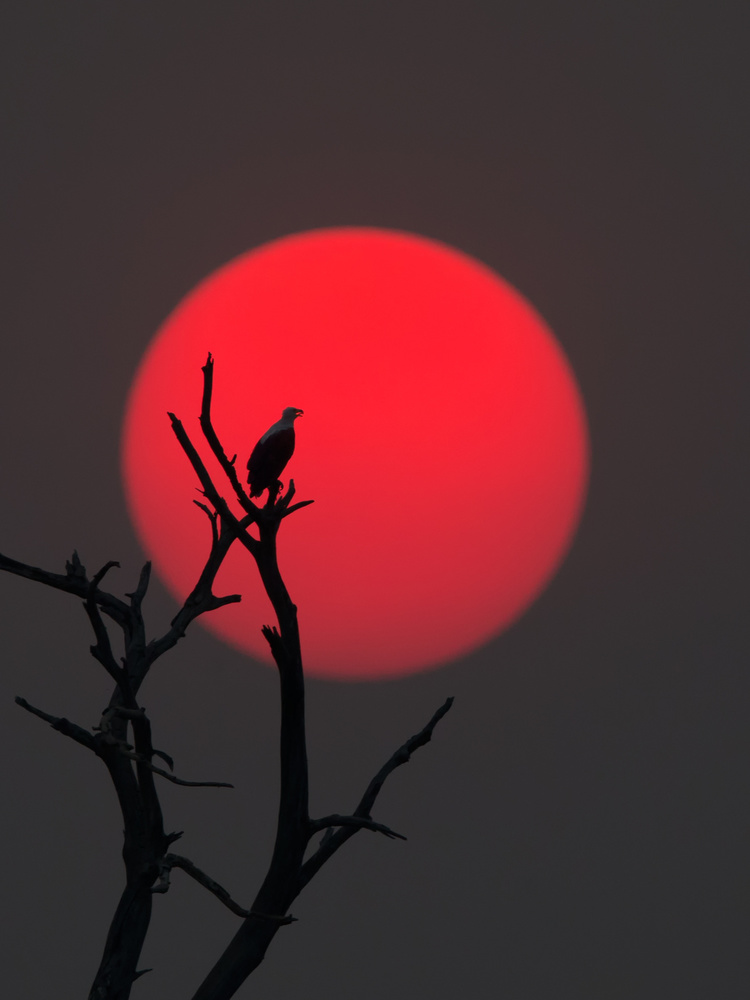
[298,697,454,890]
[126,560,152,609]
[84,563,126,685]
[5,355,452,1000]
[101,706,233,789]
[309,814,406,841]
[144,500,249,666]
[15,696,98,753]
[353,696,455,814]
[194,499,220,546]
[280,500,315,518]
[271,480,316,519]
[199,353,258,516]
[0,549,130,627]
[155,854,255,918]
[113,747,233,788]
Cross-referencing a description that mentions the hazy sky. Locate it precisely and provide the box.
[1,3,748,998]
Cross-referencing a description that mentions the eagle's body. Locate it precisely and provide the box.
[247,407,303,497]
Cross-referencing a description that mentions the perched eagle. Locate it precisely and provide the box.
[246,407,304,497]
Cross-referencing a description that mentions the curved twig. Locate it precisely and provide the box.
[298,697,454,890]
[309,814,406,841]
[114,749,233,788]
[15,696,98,753]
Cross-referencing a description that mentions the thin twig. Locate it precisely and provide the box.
[157,855,252,917]
[199,353,258,516]
[194,500,220,547]
[298,697,454,889]
[114,748,234,788]
[84,563,126,685]
[126,561,152,609]
[156,854,297,923]
[309,814,406,841]
[354,697,455,816]
[15,696,98,753]
[280,500,315,518]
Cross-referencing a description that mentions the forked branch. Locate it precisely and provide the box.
[4,354,453,1000]
[299,697,454,890]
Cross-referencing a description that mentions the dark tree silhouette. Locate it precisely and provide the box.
[0,354,453,1000]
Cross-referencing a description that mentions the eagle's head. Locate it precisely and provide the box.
[282,407,304,420]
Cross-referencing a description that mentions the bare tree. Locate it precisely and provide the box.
[1,354,453,1000]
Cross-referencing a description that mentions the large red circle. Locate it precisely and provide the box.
[122,228,588,680]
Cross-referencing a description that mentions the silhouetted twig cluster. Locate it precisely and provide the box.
[0,354,453,1000]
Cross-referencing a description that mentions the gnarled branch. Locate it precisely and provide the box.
[6,354,453,1000]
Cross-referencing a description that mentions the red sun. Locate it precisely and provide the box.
[122,228,588,681]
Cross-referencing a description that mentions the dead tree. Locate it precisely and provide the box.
[1,354,453,1000]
